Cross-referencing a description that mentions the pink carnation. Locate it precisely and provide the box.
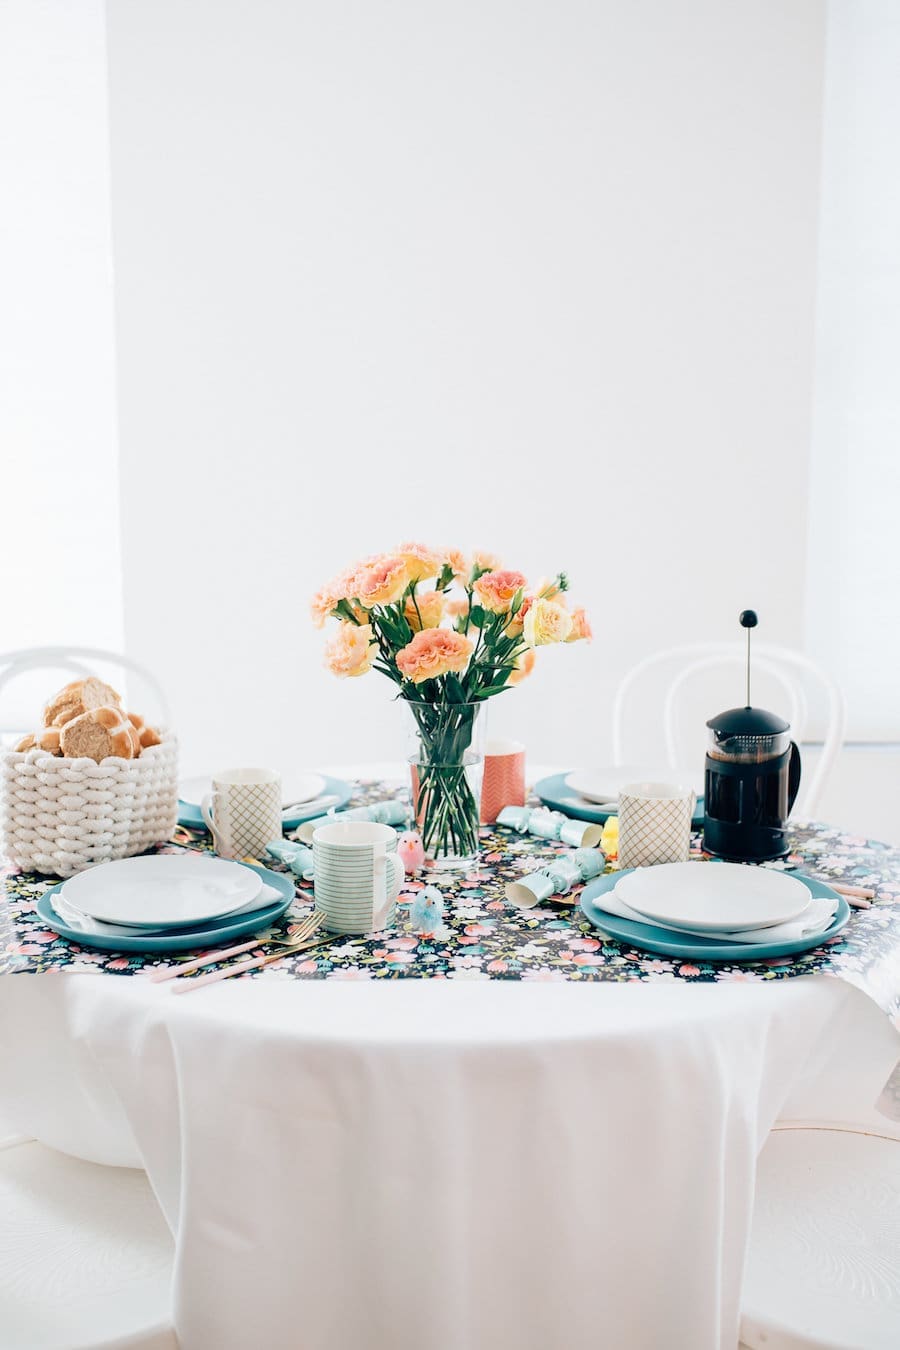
[396,628,474,684]
[310,568,356,628]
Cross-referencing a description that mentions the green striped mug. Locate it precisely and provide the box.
[312,820,404,934]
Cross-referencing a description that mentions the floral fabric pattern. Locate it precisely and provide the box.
[2,782,900,1026]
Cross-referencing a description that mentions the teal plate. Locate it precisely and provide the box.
[36,862,295,954]
[580,870,850,962]
[177,775,353,833]
[535,772,704,829]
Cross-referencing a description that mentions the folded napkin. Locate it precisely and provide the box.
[296,799,409,843]
[53,881,284,938]
[595,881,838,944]
[266,839,315,880]
[506,849,606,909]
[497,805,604,850]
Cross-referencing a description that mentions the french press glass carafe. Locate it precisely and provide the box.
[702,612,801,861]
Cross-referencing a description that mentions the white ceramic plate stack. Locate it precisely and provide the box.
[178,772,328,815]
[53,855,280,939]
[602,862,837,945]
[565,766,706,808]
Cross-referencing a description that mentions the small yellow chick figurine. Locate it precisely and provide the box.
[600,816,619,861]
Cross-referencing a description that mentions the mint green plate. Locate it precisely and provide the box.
[535,772,704,829]
[177,775,353,833]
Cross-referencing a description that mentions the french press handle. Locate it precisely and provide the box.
[787,742,802,814]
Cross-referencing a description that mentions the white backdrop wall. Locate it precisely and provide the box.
[105,0,826,777]
[0,0,122,724]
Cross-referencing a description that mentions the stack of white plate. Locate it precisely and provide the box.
[598,862,838,945]
[50,855,285,941]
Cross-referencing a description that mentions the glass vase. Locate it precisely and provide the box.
[403,698,487,869]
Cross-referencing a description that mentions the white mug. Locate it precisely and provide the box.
[618,781,696,869]
[201,767,282,859]
[312,820,405,934]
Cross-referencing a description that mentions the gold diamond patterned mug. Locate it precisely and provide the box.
[617,781,696,869]
[201,768,282,859]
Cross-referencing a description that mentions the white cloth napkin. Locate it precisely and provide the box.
[53,881,284,938]
[596,881,838,944]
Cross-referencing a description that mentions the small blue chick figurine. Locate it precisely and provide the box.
[408,885,448,939]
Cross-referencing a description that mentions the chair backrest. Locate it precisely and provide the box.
[0,646,169,740]
[612,642,845,817]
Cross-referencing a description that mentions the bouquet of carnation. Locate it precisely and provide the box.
[312,545,590,865]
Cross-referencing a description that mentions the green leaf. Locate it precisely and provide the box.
[444,674,466,703]
[469,604,487,628]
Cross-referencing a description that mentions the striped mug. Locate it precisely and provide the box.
[312,820,404,934]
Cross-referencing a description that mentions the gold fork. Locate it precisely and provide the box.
[150,911,323,984]
[171,924,328,994]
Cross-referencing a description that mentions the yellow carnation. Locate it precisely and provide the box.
[523,597,573,647]
[404,590,445,632]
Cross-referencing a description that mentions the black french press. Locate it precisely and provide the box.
[702,611,802,862]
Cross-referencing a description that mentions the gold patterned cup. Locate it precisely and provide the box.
[617,781,695,869]
[201,768,282,859]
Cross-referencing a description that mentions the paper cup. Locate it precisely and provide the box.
[481,739,526,823]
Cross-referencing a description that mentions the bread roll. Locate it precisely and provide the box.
[44,677,122,729]
[60,706,135,762]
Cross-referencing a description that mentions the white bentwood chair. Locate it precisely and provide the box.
[612,642,846,817]
[739,1118,900,1349]
[0,646,169,742]
[0,1135,177,1349]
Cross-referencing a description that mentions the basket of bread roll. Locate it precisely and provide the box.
[2,677,178,877]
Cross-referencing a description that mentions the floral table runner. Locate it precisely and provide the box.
[3,781,900,1026]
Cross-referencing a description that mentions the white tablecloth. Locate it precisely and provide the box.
[1,971,897,1350]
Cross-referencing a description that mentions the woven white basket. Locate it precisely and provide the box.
[2,732,179,877]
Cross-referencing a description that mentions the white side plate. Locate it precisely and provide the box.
[565,765,705,803]
[178,771,326,808]
[614,862,810,932]
[62,855,263,928]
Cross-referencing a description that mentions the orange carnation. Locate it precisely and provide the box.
[396,628,474,684]
[324,622,376,677]
[396,542,443,583]
[566,607,593,642]
[353,555,409,608]
[472,569,527,615]
[507,649,536,686]
[310,568,355,628]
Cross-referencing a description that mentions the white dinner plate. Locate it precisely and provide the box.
[62,855,264,928]
[565,765,705,804]
[178,771,326,809]
[614,862,811,933]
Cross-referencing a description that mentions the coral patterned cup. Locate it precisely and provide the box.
[480,739,526,824]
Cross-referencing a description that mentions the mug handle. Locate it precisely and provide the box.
[201,792,231,856]
[372,852,405,929]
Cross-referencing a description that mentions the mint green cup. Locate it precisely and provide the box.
[312,821,404,934]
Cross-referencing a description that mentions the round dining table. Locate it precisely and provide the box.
[2,768,899,1350]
